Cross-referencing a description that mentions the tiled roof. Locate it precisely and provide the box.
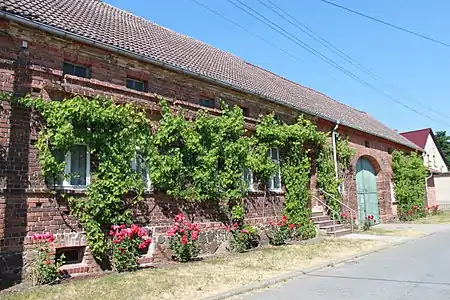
[0,0,419,149]
[400,128,431,149]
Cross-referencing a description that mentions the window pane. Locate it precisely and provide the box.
[271,148,279,161]
[70,145,87,186]
[47,149,65,186]
[126,79,145,91]
[63,62,89,78]
[63,63,74,76]
[273,169,281,189]
[199,99,215,108]
[244,168,253,190]
[135,154,150,190]
[74,66,88,78]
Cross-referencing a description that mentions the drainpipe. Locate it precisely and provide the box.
[425,170,433,206]
[331,121,340,183]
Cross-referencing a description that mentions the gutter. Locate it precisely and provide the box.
[331,121,340,182]
[0,10,420,151]
[425,170,433,206]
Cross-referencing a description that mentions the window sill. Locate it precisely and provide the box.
[269,189,284,194]
[51,186,88,193]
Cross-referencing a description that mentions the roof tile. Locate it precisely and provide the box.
[0,0,419,149]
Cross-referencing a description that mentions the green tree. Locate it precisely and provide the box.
[435,131,450,166]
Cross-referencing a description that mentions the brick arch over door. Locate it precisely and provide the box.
[355,156,380,223]
[344,152,395,223]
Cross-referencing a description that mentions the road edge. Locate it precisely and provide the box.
[201,231,436,300]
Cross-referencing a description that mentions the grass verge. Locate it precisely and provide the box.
[412,212,450,224]
[362,227,424,237]
[3,238,385,300]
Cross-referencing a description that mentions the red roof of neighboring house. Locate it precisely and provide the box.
[0,0,419,149]
[400,128,431,149]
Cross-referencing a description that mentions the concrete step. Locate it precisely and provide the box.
[312,211,325,218]
[321,224,346,233]
[327,228,352,237]
[315,220,336,228]
[311,215,330,223]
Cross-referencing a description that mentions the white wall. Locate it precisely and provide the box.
[423,134,448,173]
[435,175,450,210]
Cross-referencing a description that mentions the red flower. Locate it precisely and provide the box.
[181,235,188,246]
[191,230,199,241]
[138,238,152,250]
[167,226,178,238]
[288,224,296,229]
[373,219,376,223]
[241,229,249,235]
[44,259,51,265]
[174,213,185,223]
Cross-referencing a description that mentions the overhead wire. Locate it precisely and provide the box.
[188,0,450,127]
[260,0,450,120]
[188,0,305,65]
[318,0,450,49]
[227,0,450,127]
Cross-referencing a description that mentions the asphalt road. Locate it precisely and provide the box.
[244,228,450,300]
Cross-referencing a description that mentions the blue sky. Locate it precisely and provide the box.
[106,0,450,133]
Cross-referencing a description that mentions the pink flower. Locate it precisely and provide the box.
[288,224,296,229]
[167,226,178,238]
[138,238,152,250]
[191,230,199,241]
[174,213,185,223]
[241,229,249,235]
[181,235,188,246]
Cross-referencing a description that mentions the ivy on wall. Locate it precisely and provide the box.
[16,94,354,259]
[392,150,427,221]
[148,100,250,203]
[251,115,327,237]
[316,136,355,219]
[19,95,151,259]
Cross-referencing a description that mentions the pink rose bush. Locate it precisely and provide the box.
[30,232,64,285]
[109,224,152,272]
[265,216,292,246]
[225,222,259,253]
[167,213,200,262]
[363,215,376,231]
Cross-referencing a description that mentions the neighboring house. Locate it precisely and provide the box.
[400,128,449,173]
[0,0,419,282]
[401,128,450,209]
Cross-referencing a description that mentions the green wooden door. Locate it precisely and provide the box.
[356,158,380,223]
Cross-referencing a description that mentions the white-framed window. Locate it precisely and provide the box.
[268,148,282,192]
[243,168,254,192]
[48,144,91,189]
[131,153,152,192]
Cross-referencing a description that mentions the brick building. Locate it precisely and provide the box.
[0,0,419,285]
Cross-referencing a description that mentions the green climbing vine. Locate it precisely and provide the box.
[251,115,326,237]
[19,95,151,259]
[316,136,354,219]
[16,93,353,259]
[392,150,427,221]
[148,99,250,203]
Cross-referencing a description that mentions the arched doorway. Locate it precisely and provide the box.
[356,157,380,224]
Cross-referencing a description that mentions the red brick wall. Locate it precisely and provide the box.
[0,19,409,281]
